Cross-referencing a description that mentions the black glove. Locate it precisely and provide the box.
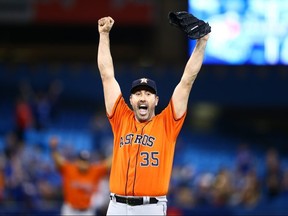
[168,11,211,40]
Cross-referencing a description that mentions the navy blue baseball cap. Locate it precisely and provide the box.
[130,78,157,94]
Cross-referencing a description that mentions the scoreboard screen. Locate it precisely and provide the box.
[188,0,288,65]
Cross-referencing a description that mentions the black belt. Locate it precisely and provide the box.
[72,207,89,212]
[111,195,158,206]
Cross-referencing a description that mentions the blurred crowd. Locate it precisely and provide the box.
[0,79,62,213]
[168,144,288,215]
[14,79,63,139]
[0,80,288,215]
[0,79,112,215]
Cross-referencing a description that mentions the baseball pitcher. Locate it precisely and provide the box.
[97,12,210,215]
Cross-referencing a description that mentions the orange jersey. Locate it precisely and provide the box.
[108,95,186,196]
[59,161,108,209]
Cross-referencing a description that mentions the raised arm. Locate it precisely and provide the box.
[103,154,112,169]
[172,34,210,118]
[97,16,121,115]
[49,136,65,170]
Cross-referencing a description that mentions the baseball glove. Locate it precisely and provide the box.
[168,11,211,40]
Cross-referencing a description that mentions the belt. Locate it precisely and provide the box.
[76,208,88,212]
[70,206,89,212]
[111,195,158,206]
[73,207,89,212]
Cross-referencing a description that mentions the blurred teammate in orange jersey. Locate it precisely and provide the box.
[49,136,111,216]
[97,16,210,215]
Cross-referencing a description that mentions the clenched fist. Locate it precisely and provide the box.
[98,16,114,34]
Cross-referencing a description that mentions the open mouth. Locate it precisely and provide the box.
[138,104,148,115]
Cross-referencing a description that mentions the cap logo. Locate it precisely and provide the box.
[140,78,148,83]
